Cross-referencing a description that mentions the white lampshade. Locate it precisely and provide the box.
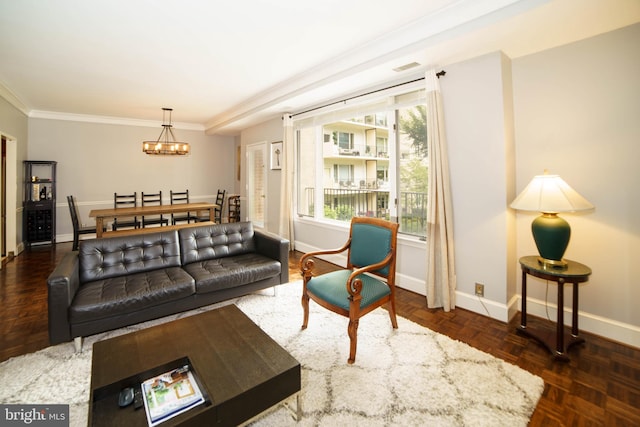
[510,172,594,213]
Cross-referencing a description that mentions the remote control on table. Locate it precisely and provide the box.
[133,387,143,410]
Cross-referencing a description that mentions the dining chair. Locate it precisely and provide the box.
[112,192,140,231]
[67,195,105,250]
[141,191,169,228]
[213,189,226,223]
[197,189,225,223]
[170,190,198,224]
[299,216,399,364]
[228,195,241,223]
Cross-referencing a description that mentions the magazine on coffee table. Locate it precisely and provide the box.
[141,364,205,426]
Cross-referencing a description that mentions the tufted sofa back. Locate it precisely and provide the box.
[79,230,182,284]
[179,221,256,265]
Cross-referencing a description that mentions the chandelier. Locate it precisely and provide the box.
[142,108,190,155]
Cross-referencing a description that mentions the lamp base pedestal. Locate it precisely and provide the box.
[537,256,568,269]
[531,213,571,269]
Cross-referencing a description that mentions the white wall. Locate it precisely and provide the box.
[27,117,236,241]
[439,51,517,320]
[292,24,640,348]
[512,23,640,346]
[239,117,283,234]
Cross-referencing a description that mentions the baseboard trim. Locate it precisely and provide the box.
[292,243,640,349]
[517,296,640,349]
[456,293,639,349]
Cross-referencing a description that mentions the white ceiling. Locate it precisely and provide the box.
[0,0,638,135]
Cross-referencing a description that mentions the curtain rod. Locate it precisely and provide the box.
[290,70,446,118]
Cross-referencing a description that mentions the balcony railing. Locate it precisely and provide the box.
[324,143,389,159]
[399,191,427,237]
[300,187,427,237]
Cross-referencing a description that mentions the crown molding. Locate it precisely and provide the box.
[204,0,548,134]
[28,110,205,131]
[0,82,30,116]
[0,82,205,130]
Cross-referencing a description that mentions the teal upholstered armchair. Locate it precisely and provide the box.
[300,216,399,364]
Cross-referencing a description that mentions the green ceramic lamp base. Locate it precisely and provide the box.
[531,213,571,269]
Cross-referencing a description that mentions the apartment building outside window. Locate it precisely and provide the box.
[296,90,428,238]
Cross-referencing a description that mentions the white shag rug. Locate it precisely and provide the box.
[0,282,543,426]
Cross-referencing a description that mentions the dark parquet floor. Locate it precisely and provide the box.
[0,243,638,425]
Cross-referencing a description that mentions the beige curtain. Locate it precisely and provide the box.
[279,114,295,249]
[425,70,456,311]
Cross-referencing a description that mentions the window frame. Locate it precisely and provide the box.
[294,86,428,238]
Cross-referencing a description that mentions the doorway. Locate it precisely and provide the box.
[246,142,266,228]
[0,133,17,268]
[1,135,6,259]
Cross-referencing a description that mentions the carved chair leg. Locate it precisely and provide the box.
[388,300,399,329]
[347,318,359,364]
[301,287,310,330]
[300,262,313,330]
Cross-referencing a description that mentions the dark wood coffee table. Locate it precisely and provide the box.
[88,304,301,426]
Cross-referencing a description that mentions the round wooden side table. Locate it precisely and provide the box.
[517,256,592,361]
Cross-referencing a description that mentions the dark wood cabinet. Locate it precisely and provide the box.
[24,161,57,247]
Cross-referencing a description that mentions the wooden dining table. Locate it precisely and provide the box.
[89,202,219,238]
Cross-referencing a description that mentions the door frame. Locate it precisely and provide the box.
[0,132,17,267]
[245,141,267,229]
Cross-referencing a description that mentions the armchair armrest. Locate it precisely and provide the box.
[346,251,394,296]
[299,239,352,274]
[254,230,290,284]
[47,252,80,344]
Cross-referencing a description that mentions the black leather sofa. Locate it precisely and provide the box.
[47,221,289,350]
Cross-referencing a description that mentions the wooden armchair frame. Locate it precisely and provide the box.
[300,216,399,364]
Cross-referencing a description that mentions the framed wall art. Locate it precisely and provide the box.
[270,141,282,170]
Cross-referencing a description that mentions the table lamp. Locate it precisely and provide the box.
[511,170,594,268]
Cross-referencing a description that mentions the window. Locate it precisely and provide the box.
[334,164,354,187]
[296,90,428,238]
[336,132,353,149]
[397,105,428,236]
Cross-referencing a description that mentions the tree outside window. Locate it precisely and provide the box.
[398,105,428,237]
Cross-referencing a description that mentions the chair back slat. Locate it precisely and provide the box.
[114,192,137,208]
[170,190,196,224]
[170,190,189,205]
[67,195,80,230]
[68,195,100,250]
[113,192,139,230]
[141,191,166,227]
[214,189,225,223]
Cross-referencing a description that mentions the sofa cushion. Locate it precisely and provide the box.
[70,266,195,323]
[182,253,281,293]
[179,222,256,265]
[79,230,182,283]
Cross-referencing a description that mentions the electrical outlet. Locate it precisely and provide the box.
[475,283,484,297]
